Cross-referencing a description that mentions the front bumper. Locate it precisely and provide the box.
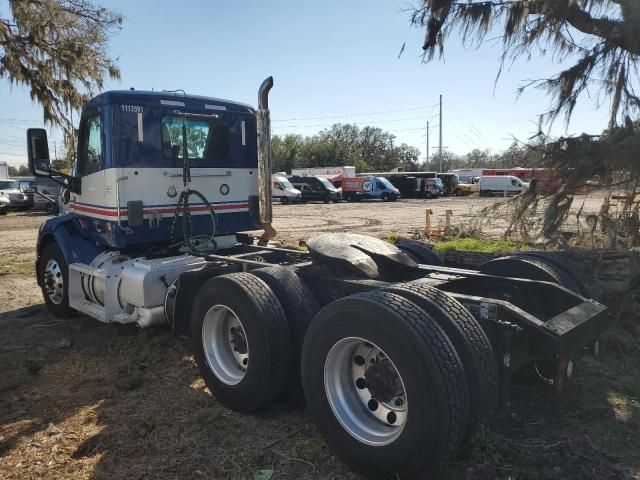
[8,195,33,208]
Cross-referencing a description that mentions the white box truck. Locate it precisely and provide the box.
[479,175,529,196]
[0,161,8,179]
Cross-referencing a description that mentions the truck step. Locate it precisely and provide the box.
[70,263,107,279]
[113,312,135,323]
[69,298,106,322]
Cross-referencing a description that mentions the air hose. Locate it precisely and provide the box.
[168,101,218,253]
[169,188,218,253]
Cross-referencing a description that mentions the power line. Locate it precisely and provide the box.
[447,103,484,140]
[273,103,440,122]
[0,151,26,157]
[443,114,480,146]
[271,113,441,130]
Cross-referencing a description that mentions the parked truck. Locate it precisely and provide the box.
[272,174,301,204]
[341,176,400,201]
[288,175,341,202]
[479,175,529,196]
[0,178,32,210]
[26,78,608,479]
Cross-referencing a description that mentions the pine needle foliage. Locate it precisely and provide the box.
[410,0,640,237]
[0,0,121,134]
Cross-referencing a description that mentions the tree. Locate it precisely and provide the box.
[1,0,121,133]
[409,0,640,236]
[411,1,639,127]
[270,124,417,174]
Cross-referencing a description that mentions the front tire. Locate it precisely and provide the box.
[191,273,292,412]
[280,196,289,205]
[39,243,74,318]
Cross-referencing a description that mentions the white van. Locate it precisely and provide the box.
[273,175,302,204]
[479,175,529,196]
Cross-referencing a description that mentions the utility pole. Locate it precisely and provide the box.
[426,121,430,168]
[439,94,443,172]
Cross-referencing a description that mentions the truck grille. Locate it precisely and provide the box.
[8,193,23,201]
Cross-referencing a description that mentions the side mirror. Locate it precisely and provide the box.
[26,128,82,195]
[27,129,51,177]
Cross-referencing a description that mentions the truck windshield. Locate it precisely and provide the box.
[317,177,337,191]
[378,177,395,190]
[161,116,229,160]
[0,180,17,189]
[279,178,295,190]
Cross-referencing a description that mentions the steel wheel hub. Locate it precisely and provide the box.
[43,259,64,305]
[202,305,249,385]
[324,337,408,446]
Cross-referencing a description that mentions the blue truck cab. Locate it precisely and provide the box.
[32,90,262,271]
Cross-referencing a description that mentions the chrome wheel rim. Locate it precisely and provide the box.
[324,337,408,446]
[43,259,64,305]
[202,305,249,385]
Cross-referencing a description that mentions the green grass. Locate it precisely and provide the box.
[386,232,400,245]
[433,237,528,255]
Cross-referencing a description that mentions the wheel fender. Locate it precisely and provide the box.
[36,214,105,286]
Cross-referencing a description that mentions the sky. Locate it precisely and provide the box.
[0,0,612,167]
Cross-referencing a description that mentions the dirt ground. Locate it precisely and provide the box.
[264,194,610,246]
[1,199,640,480]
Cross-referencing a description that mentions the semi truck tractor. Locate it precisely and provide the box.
[27,78,608,479]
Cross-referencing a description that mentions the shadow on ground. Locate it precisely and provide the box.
[0,303,639,479]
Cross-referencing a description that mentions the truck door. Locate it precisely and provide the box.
[71,112,106,228]
[311,178,325,200]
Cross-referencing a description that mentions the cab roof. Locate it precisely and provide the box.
[85,90,255,114]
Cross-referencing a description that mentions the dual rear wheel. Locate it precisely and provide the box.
[192,269,497,479]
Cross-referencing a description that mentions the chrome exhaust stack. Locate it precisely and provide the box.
[257,76,276,246]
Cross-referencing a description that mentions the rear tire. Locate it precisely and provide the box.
[302,291,469,478]
[514,252,590,297]
[191,273,292,412]
[250,266,319,397]
[396,239,444,266]
[39,243,74,318]
[383,283,498,449]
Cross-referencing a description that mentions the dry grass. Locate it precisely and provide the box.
[0,246,35,275]
[1,304,639,480]
[1,209,640,479]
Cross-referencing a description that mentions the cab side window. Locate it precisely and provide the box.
[78,115,103,176]
[273,182,283,191]
[511,179,518,186]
